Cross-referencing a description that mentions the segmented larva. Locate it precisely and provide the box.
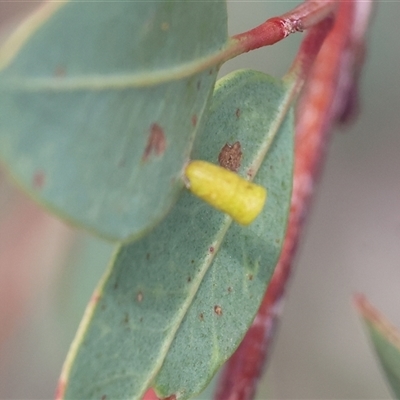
[185,160,267,225]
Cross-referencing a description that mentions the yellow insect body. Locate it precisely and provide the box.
[185,160,267,225]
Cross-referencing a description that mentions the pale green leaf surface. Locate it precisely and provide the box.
[61,70,294,400]
[356,296,400,398]
[0,0,227,241]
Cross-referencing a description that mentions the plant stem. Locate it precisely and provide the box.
[224,0,337,60]
[213,1,374,399]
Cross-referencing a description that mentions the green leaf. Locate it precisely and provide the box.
[60,70,294,400]
[0,0,228,241]
[355,295,400,398]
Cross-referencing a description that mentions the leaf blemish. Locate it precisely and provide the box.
[235,108,241,118]
[199,313,204,321]
[124,313,129,324]
[218,141,242,172]
[32,170,45,190]
[209,246,214,253]
[191,114,197,127]
[160,22,169,31]
[214,305,223,316]
[247,274,253,281]
[162,394,177,400]
[228,287,232,293]
[142,123,166,162]
[54,65,66,77]
[137,291,143,302]
[101,395,107,400]
[187,276,191,283]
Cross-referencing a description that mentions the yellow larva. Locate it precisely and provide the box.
[185,160,267,225]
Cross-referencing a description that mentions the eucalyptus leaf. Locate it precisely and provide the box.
[0,0,228,241]
[60,70,294,400]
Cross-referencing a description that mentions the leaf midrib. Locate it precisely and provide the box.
[1,47,227,91]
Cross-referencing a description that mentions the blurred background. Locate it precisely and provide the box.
[0,1,399,399]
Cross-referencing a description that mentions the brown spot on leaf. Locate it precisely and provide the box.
[199,313,204,321]
[214,305,223,316]
[137,291,143,302]
[101,395,106,400]
[32,170,45,190]
[124,313,129,324]
[235,108,241,118]
[54,65,66,77]
[218,141,242,172]
[162,395,176,400]
[247,274,253,281]
[187,276,191,283]
[191,114,197,127]
[228,287,232,293]
[209,246,214,254]
[161,22,169,31]
[142,123,166,162]
[113,282,119,290]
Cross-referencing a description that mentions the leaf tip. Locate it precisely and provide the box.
[353,293,400,349]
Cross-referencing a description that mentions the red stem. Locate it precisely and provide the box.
[214,2,360,400]
[228,0,337,58]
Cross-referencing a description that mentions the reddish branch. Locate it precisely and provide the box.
[214,1,374,400]
[228,0,337,57]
